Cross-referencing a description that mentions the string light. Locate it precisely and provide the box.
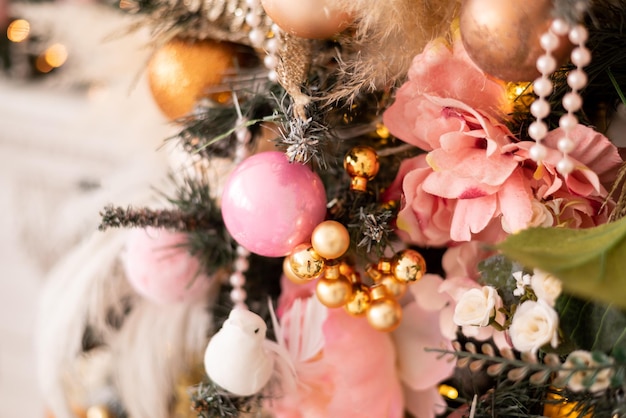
[438,384,459,400]
[7,19,30,43]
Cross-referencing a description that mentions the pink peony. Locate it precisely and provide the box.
[122,228,214,304]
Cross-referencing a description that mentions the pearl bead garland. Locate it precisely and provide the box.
[244,0,281,82]
[529,18,591,175]
[229,246,250,309]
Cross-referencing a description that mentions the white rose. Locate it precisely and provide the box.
[557,350,613,394]
[530,269,562,306]
[501,199,554,233]
[509,299,559,353]
[453,286,498,327]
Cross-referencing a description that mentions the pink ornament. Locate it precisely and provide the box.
[122,228,213,304]
[221,151,327,257]
[261,0,352,39]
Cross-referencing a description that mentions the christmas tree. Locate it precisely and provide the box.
[32,0,626,417]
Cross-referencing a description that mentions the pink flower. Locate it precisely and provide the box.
[122,228,214,304]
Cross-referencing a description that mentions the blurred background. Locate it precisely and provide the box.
[0,2,173,416]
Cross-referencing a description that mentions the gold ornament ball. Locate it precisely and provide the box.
[366,295,402,332]
[543,390,593,418]
[391,249,427,283]
[261,0,352,39]
[311,220,351,260]
[86,406,112,418]
[316,275,353,308]
[344,283,371,316]
[344,146,380,192]
[288,243,325,281]
[379,274,407,299]
[147,38,240,120]
[459,0,572,82]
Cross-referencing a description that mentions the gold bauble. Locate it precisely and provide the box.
[344,146,380,192]
[147,38,241,120]
[366,285,402,332]
[288,243,325,280]
[543,390,593,418]
[379,274,407,299]
[391,249,426,283]
[86,406,112,418]
[459,0,572,82]
[283,257,307,283]
[311,220,351,260]
[316,275,353,308]
[344,283,371,316]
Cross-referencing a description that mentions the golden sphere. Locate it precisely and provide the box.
[147,38,241,120]
[316,275,353,308]
[86,406,112,418]
[283,256,308,283]
[379,274,407,299]
[366,296,402,332]
[311,220,351,260]
[459,0,572,82]
[344,146,380,192]
[288,243,325,281]
[391,249,427,283]
[344,283,371,316]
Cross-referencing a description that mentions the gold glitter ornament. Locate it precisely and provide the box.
[366,284,402,332]
[378,274,407,299]
[543,390,593,418]
[344,282,371,316]
[391,249,427,283]
[344,145,380,192]
[147,38,241,120]
[311,220,351,260]
[287,243,325,281]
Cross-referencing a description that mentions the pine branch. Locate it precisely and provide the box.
[98,205,216,231]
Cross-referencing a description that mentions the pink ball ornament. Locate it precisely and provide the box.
[261,0,352,39]
[122,228,213,304]
[221,151,327,257]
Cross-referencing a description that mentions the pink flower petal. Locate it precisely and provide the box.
[450,195,497,242]
[497,169,533,233]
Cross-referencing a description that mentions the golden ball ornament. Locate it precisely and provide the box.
[344,282,371,316]
[344,146,380,192]
[283,256,308,283]
[260,0,352,39]
[288,243,325,280]
[543,390,593,418]
[86,406,113,418]
[147,38,242,120]
[391,249,426,283]
[459,0,572,82]
[311,220,351,260]
[316,275,353,308]
[366,285,402,332]
[378,274,407,299]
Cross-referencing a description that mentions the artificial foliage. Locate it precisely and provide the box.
[34,0,626,418]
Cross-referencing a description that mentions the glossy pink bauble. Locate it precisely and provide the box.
[261,0,352,39]
[221,151,327,257]
[122,228,213,304]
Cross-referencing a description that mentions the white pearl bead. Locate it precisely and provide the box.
[236,246,250,257]
[249,28,266,48]
[530,98,551,119]
[268,69,278,82]
[230,288,248,303]
[230,271,246,287]
[528,120,548,141]
[264,37,279,53]
[263,54,277,69]
[235,147,248,162]
[557,137,575,153]
[540,32,560,52]
[236,127,250,142]
[234,256,249,271]
[536,54,557,75]
[568,25,588,44]
[533,77,553,97]
[562,92,582,112]
[559,113,578,131]
[551,18,570,36]
[245,0,260,7]
[529,143,548,162]
[567,69,588,90]
[557,157,575,175]
[245,12,262,27]
[570,47,591,67]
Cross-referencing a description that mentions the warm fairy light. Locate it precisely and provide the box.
[438,384,459,400]
[7,19,30,43]
[506,81,532,101]
[35,55,53,73]
[44,43,68,68]
[375,123,390,139]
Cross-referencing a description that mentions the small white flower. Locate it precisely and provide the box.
[557,350,613,394]
[509,299,559,353]
[530,269,562,306]
[453,286,499,327]
[512,271,531,297]
[502,199,554,233]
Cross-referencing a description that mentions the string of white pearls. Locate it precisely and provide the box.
[244,0,280,82]
[529,19,591,175]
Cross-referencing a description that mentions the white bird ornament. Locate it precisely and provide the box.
[203,308,275,396]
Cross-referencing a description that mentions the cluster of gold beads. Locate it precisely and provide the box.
[283,219,426,332]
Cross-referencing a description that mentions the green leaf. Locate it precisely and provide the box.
[496,217,626,309]
[557,294,626,355]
